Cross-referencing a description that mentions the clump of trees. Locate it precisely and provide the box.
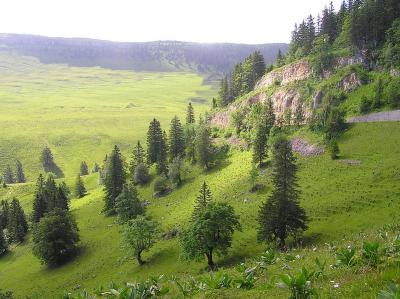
[2,160,26,184]
[217,51,266,107]
[41,147,63,177]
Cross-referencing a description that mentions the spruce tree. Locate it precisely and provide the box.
[40,146,63,177]
[192,182,212,220]
[186,102,195,125]
[103,145,125,214]
[184,126,197,164]
[218,75,230,107]
[3,165,15,184]
[74,174,86,198]
[115,183,144,223]
[0,200,9,229]
[0,228,7,255]
[56,185,69,210]
[44,176,58,212]
[258,135,308,250]
[168,116,185,161]
[252,50,266,81]
[129,141,146,179]
[156,131,168,175]
[146,118,163,165]
[92,163,100,173]
[195,125,214,170]
[80,161,89,176]
[252,123,268,167]
[32,174,47,223]
[133,163,150,185]
[15,160,26,183]
[7,198,28,243]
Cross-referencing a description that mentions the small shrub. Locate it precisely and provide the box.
[234,264,258,290]
[201,272,233,290]
[335,247,357,267]
[280,267,319,299]
[260,250,278,265]
[328,139,340,160]
[359,96,372,114]
[362,241,381,268]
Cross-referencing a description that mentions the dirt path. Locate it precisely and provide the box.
[347,110,400,123]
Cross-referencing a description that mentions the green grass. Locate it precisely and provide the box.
[1,122,400,298]
[0,51,214,180]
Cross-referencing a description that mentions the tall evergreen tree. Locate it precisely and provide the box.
[192,182,212,220]
[195,125,214,170]
[146,118,164,165]
[74,174,87,198]
[252,124,268,167]
[40,146,63,177]
[276,49,285,67]
[129,141,146,179]
[44,176,58,212]
[115,183,145,223]
[3,165,15,184]
[168,116,185,161]
[32,174,47,223]
[184,125,197,164]
[0,228,7,255]
[103,145,125,215]
[218,75,230,107]
[80,161,89,176]
[0,200,9,229]
[186,102,195,125]
[252,50,266,81]
[7,198,28,243]
[15,160,26,183]
[156,131,168,175]
[56,185,69,210]
[258,135,308,250]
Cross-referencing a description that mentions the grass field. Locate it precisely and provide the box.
[1,121,399,298]
[0,51,214,180]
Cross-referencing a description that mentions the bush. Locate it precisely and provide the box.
[359,96,372,114]
[32,209,80,266]
[133,163,150,185]
[362,241,381,268]
[385,79,400,109]
[335,247,357,267]
[328,139,340,160]
[153,175,169,196]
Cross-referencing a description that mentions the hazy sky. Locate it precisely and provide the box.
[0,0,343,44]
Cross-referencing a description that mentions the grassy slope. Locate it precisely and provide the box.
[1,122,399,298]
[0,52,213,180]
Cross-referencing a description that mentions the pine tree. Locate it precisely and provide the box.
[258,135,308,250]
[252,51,266,81]
[32,174,47,223]
[3,165,15,184]
[195,125,214,170]
[44,176,58,212]
[252,124,268,167]
[130,141,146,179]
[168,116,185,161]
[186,102,195,125]
[184,125,197,164]
[230,62,244,99]
[115,183,145,223]
[264,98,276,132]
[15,160,26,183]
[56,185,69,210]
[192,182,212,220]
[103,145,125,214]
[80,161,89,176]
[74,174,87,198]
[276,49,285,67]
[40,146,63,177]
[7,198,28,243]
[92,163,100,173]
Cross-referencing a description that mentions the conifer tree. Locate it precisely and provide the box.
[32,174,47,223]
[156,131,168,175]
[218,75,230,107]
[44,176,58,212]
[7,198,28,243]
[0,200,9,229]
[3,165,15,184]
[195,125,214,170]
[115,183,145,223]
[80,161,89,176]
[129,141,146,179]
[230,62,244,98]
[258,135,308,250]
[184,126,197,164]
[146,118,163,165]
[133,163,150,185]
[252,50,266,81]
[15,160,26,183]
[0,228,7,255]
[74,174,86,198]
[186,102,195,125]
[192,182,212,220]
[276,49,285,67]
[252,123,268,167]
[56,185,69,210]
[92,163,100,173]
[40,146,63,177]
[103,145,125,214]
[168,116,185,161]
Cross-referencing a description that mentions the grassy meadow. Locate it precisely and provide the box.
[0,51,214,180]
[1,121,399,298]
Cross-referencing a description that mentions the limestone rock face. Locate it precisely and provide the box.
[337,72,361,92]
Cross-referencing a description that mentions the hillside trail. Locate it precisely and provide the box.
[347,109,400,123]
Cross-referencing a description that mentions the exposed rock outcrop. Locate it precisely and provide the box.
[290,138,324,157]
[337,72,361,92]
[255,60,313,89]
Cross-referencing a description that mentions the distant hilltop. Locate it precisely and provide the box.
[0,33,288,74]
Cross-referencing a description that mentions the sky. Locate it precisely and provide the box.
[0,0,343,44]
